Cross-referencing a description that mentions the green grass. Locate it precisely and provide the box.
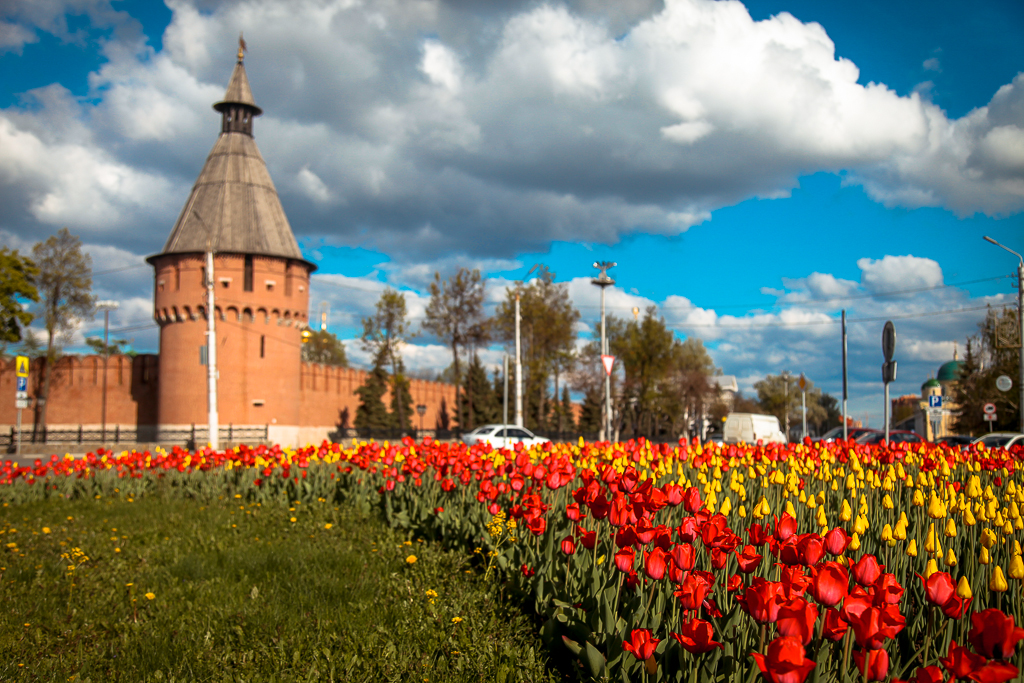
[0,493,561,682]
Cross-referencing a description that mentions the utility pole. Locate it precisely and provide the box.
[503,353,509,429]
[591,262,616,441]
[842,310,848,440]
[799,373,807,440]
[515,293,523,427]
[96,300,119,444]
[983,236,1024,433]
[206,249,219,450]
[783,371,790,440]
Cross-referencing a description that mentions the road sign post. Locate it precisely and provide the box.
[15,355,29,457]
[983,403,997,432]
[881,322,897,442]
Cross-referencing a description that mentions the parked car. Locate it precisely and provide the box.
[813,427,880,443]
[722,413,787,445]
[855,430,925,445]
[935,435,974,448]
[461,424,550,448]
[971,432,1024,450]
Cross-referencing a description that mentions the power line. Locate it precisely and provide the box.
[665,303,1009,330]
[91,263,150,277]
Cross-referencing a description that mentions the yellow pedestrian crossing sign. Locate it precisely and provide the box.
[15,356,29,377]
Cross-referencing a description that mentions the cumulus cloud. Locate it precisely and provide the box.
[1,0,1022,264]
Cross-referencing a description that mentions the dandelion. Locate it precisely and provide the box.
[406,555,417,564]
[289,517,297,523]
[145,592,156,600]
[324,523,333,529]
[451,617,463,624]
[42,527,50,534]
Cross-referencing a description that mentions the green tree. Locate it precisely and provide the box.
[953,307,1020,435]
[557,385,577,436]
[302,329,348,366]
[85,336,131,356]
[32,228,95,432]
[754,373,827,439]
[465,354,499,427]
[423,269,486,431]
[354,349,391,433]
[494,266,580,432]
[0,247,39,349]
[389,359,414,432]
[577,386,603,436]
[611,307,677,439]
[362,288,412,433]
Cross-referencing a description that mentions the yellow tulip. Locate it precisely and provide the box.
[912,489,925,507]
[944,548,957,567]
[738,505,747,518]
[990,565,1009,593]
[849,533,861,551]
[925,524,937,553]
[924,558,938,578]
[981,528,997,548]
[906,539,918,557]
[1009,554,1024,581]
[785,501,797,518]
[881,524,893,542]
[956,576,972,599]
[964,508,977,526]
[944,518,956,538]
[893,520,907,541]
[980,546,991,565]
[839,500,852,522]
[927,492,947,519]
[883,494,894,510]
[853,515,868,536]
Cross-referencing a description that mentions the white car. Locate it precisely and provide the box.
[461,424,550,448]
[971,432,1024,450]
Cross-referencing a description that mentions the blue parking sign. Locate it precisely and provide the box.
[928,395,942,408]
[16,376,27,392]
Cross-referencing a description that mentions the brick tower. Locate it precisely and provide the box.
[147,41,315,442]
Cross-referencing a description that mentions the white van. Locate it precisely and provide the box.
[722,413,787,445]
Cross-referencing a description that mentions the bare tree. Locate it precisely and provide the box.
[362,287,412,432]
[32,228,95,433]
[423,269,486,431]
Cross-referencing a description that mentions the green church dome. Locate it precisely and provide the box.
[937,360,965,383]
[922,378,941,391]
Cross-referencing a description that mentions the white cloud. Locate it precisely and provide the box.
[857,255,943,294]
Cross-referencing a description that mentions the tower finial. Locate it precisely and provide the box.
[238,32,246,63]
[953,340,958,361]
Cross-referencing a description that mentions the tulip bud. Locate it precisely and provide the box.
[1009,554,1024,581]
[906,539,918,557]
[982,529,997,549]
[924,558,938,578]
[944,548,957,567]
[881,524,893,542]
[990,565,1009,593]
[840,500,852,522]
[956,576,972,599]
[980,546,991,565]
[849,533,861,551]
[883,494,893,510]
[912,489,925,507]
[738,505,747,518]
[944,518,956,538]
[925,524,937,554]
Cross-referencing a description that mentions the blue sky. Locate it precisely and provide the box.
[1,0,1022,428]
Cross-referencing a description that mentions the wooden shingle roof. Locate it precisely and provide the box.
[151,55,310,267]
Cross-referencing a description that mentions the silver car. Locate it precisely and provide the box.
[461,424,550,448]
[971,432,1024,450]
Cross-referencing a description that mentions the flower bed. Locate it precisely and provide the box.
[2,436,1023,682]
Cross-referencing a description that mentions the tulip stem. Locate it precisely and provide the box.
[841,629,852,683]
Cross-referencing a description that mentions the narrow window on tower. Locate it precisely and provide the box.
[244,255,253,292]
[285,266,293,297]
[260,335,265,358]
[174,265,180,291]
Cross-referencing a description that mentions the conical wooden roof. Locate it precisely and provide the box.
[151,54,309,266]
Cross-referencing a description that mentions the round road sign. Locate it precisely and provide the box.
[996,375,1013,392]
[881,321,896,362]
[983,403,997,414]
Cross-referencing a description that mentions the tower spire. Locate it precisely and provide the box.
[238,32,246,63]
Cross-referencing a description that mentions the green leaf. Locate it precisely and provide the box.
[583,641,607,679]
[562,635,582,656]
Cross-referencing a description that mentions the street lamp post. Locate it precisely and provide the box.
[592,262,616,441]
[983,236,1024,433]
[96,300,119,444]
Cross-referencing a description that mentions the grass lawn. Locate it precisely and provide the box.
[0,492,561,682]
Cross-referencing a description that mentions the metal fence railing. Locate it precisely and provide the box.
[2,424,270,454]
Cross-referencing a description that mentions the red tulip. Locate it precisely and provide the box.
[810,561,849,607]
[940,594,972,619]
[576,526,597,550]
[615,525,639,549]
[750,636,816,683]
[737,577,786,624]
[560,535,577,556]
[737,545,763,573]
[748,522,771,547]
[644,547,669,581]
[779,565,812,599]
[663,482,684,506]
[822,608,849,641]
[852,554,883,586]
[670,618,724,654]
[710,547,729,570]
[520,564,536,577]
[919,571,955,607]
[676,516,700,543]
[853,647,890,681]
[872,573,904,606]
[614,547,636,573]
[565,502,585,521]
[683,487,703,513]
[797,534,824,566]
[727,574,743,592]
[847,605,906,649]
[670,543,696,571]
[775,513,798,542]
[969,609,1024,660]
[675,571,712,610]
[940,641,1020,683]
[903,665,945,683]
[823,527,850,556]
[623,628,660,661]
[777,598,819,645]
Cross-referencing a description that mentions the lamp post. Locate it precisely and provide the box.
[96,300,119,444]
[983,236,1024,432]
[591,262,616,441]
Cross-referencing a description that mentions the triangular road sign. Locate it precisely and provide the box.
[601,354,615,376]
[15,355,29,377]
